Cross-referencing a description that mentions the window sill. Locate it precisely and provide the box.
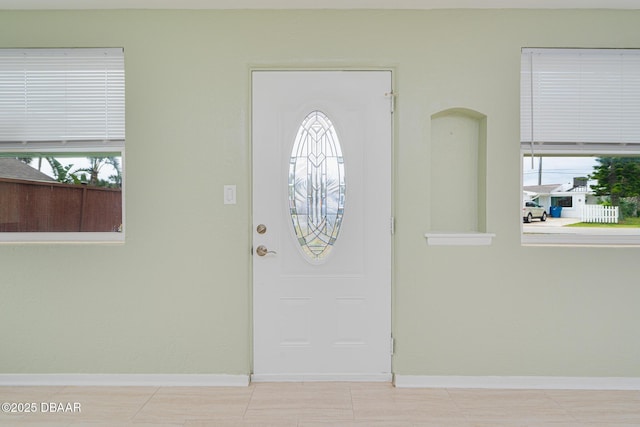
[522,232,640,247]
[425,232,495,246]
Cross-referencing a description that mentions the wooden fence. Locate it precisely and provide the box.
[581,204,619,224]
[0,177,122,232]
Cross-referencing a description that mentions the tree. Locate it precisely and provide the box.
[45,157,81,185]
[74,156,122,188]
[589,157,640,217]
[17,157,33,165]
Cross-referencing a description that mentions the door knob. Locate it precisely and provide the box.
[256,245,276,256]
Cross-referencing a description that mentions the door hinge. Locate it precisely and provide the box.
[385,91,396,114]
[390,336,395,356]
[390,216,395,235]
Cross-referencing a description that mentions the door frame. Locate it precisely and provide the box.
[248,67,396,381]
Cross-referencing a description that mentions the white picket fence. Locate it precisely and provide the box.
[581,205,619,223]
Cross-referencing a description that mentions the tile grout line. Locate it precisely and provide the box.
[543,389,581,423]
[130,386,161,423]
[348,383,357,423]
[444,387,472,423]
[242,382,257,421]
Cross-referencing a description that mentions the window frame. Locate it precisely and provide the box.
[520,148,640,247]
[551,196,573,208]
[0,48,125,244]
[520,47,640,246]
[0,146,125,244]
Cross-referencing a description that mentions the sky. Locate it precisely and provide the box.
[24,155,120,183]
[522,156,598,187]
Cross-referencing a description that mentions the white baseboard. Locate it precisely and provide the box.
[6,374,637,390]
[0,374,250,387]
[251,373,392,382]
[394,375,640,390]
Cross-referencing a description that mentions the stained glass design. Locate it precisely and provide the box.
[289,111,345,261]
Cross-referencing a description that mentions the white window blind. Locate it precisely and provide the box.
[521,48,640,147]
[0,48,124,145]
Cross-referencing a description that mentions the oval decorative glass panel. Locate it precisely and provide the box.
[288,111,345,262]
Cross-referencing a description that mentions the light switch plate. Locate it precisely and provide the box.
[224,185,236,205]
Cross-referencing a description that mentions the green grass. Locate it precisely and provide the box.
[566,217,640,228]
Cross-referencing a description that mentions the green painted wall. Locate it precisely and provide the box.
[1,9,639,377]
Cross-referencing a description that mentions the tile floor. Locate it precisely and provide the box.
[1,382,639,426]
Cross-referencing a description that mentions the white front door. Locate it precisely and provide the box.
[252,71,392,381]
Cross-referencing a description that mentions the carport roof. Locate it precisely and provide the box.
[523,184,563,195]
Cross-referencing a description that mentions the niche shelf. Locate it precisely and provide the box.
[426,108,494,246]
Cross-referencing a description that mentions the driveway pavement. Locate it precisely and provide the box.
[525,217,582,227]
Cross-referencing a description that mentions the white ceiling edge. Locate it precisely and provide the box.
[1,0,639,9]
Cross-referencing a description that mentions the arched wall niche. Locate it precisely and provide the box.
[429,107,487,234]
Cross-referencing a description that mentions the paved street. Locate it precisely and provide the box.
[523,217,640,235]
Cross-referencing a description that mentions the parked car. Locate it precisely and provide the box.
[523,201,547,223]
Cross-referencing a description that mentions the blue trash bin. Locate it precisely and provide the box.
[550,206,563,218]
